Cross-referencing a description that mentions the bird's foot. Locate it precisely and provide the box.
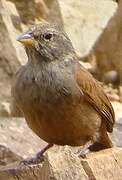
[20,153,45,165]
[76,142,109,158]
[88,142,110,151]
[75,148,90,159]
[20,143,53,165]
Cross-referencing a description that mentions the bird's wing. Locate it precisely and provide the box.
[76,65,115,132]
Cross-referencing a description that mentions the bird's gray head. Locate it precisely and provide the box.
[17,23,75,62]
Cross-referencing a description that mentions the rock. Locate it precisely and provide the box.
[9,0,35,24]
[0,118,47,158]
[81,147,122,180]
[9,0,63,26]
[102,71,120,86]
[119,86,122,102]
[107,93,120,101]
[0,0,26,66]
[111,101,122,118]
[102,84,120,101]
[109,102,122,147]
[0,144,22,166]
[3,0,22,32]
[57,0,117,57]
[35,0,50,19]
[95,1,122,84]
[44,147,89,180]
[0,102,11,117]
[0,0,27,116]
[109,117,122,147]
[35,0,63,26]
[0,147,121,180]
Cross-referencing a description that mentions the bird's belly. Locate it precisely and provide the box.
[24,99,101,146]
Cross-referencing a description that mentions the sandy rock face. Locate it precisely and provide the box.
[0,0,27,116]
[57,0,117,57]
[95,1,122,84]
[0,145,121,180]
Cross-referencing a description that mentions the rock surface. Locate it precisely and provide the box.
[109,117,122,147]
[57,0,118,57]
[0,145,22,167]
[81,147,122,180]
[9,0,63,25]
[0,118,46,158]
[0,147,121,180]
[95,0,122,84]
[0,0,26,116]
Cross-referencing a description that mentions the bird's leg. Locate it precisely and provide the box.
[87,135,113,154]
[88,122,113,152]
[78,137,112,158]
[36,143,54,159]
[78,123,113,158]
[77,147,91,158]
[21,143,53,165]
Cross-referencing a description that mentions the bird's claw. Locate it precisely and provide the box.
[20,154,45,165]
[75,148,90,159]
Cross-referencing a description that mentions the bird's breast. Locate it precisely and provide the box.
[13,63,80,110]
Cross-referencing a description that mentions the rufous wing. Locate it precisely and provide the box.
[76,65,115,132]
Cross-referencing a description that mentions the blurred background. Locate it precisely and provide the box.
[0,0,121,165]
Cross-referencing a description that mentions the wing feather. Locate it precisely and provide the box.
[76,65,115,132]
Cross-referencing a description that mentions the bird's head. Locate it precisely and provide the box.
[17,23,75,62]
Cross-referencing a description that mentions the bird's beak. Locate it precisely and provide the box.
[17,33,34,46]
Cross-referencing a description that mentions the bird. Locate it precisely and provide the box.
[12,23,115,163]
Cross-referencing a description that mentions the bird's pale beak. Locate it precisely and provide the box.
[17,33,34,46]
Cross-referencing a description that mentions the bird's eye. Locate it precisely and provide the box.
[34,34,39,40]
[44,33,53,41]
